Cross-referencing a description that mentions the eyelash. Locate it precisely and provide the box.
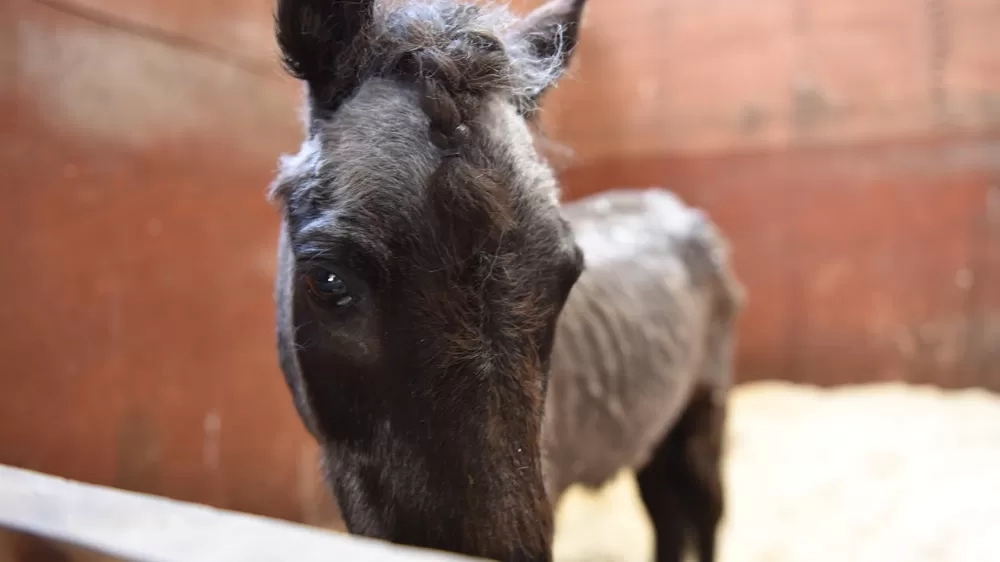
[293,239,383,294]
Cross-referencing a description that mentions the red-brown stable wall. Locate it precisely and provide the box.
[1,0,998,527]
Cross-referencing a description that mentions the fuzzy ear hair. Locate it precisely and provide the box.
[507,0,588,108]
[275,0,375,115]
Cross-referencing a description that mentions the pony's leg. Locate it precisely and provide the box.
[674,391,725,562]
[636,389,725,562]
[635,440,688,562]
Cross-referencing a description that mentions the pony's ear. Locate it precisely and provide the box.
[275,0,375,116]
[507,0,588,109]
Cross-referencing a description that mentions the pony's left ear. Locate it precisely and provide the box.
[507,0,588,110]
[275,0,375,119]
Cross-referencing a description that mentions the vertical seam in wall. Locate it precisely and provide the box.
[959,178,1000,389]
[977,180,1000,389]
[785,0,809,380]
[927,0,951,127]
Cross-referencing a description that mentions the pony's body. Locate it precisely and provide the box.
[544,188,742,561]
[545,188,738,497]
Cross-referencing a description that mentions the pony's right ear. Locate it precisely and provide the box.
[506,0,587,111]
[275,0,375,115]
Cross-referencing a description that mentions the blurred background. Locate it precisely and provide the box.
[1,0,998,559]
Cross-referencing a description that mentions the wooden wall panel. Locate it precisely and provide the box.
[538,0,998,155]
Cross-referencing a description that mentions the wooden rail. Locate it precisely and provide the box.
[0,465,480,562]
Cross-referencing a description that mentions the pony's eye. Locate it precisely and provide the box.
[305,268,353,307]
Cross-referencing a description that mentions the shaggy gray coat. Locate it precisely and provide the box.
[543,188,744,499]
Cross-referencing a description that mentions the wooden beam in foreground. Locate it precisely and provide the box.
[0,464,481,562]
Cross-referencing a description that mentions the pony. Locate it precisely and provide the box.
[268,0,743,559]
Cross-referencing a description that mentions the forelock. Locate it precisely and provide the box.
[297,0,567,118]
